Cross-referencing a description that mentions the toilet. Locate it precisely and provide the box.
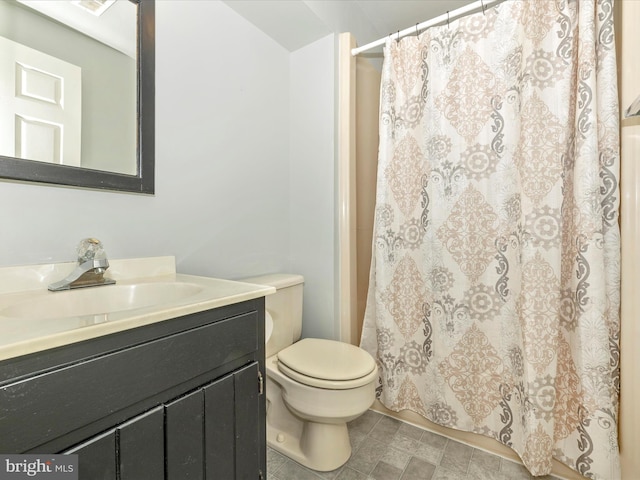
[243,273,377,472]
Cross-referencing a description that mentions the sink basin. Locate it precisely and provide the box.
[0,257,277,362]
[1,282,203,320]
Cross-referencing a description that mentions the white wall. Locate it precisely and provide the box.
[289,34,337,340]
[0,1,292,282]
[154,0,292,280]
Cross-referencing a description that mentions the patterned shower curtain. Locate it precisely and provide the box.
[360,0,620,478]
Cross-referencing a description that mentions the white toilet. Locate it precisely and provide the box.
[243,273,378,472]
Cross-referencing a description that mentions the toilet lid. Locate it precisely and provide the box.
[277,338,376,383]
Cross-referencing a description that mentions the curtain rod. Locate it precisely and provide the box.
[351,0,504,56]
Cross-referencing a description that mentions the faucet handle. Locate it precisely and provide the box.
[77,238,107,264]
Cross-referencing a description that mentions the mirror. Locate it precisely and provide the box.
[0,0,154,194]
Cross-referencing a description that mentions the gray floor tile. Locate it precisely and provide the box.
[370,460,403,480]
[397,422,424,441]
[349,428,368,453]
[314,466,344,480]
[439,440,473,474]
[389,433,422,455]
[469,448,501,473]
[368,415,402,442]
[348,409,383,436]
[431,466,468,480]
[335,467,369,480]
[276,459,325,480]
[400,456,437,480]
[268,410,550,480]
[500,459,533,479]
[413,439,444,465]
[345,438,389,474]
[380,446,412,471]
[267,448,288,476]
[468,461,508,480]
[419,430,448,450]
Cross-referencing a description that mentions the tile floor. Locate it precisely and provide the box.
[267,410,564,480]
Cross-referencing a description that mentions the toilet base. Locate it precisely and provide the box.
[267,418,351,472]
[265,353,376,472]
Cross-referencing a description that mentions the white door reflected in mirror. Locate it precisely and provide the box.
[0,35,81,166]
[0,0,137,176]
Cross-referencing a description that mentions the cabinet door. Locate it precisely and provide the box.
[204,373,235,478]
[166,388,205,479]
[65,430,117,480]
[118,406,164,480]
[65,407,164,480]
[64,362,264,480]
[233,362,262,479]
[204,362,263,480]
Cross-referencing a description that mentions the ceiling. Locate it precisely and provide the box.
[354,0,477,43]
[17,1,481,57]
[223,0,477,53]
[17,0,136,57]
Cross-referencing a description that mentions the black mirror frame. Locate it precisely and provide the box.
[0,0,155,194]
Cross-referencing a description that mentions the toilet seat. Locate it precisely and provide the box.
[276,338,377,390]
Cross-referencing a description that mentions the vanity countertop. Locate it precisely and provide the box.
[0,256,274,362]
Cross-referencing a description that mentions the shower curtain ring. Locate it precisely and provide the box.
[447,11,450,27]
[396,30,400,42]
[481,0,486,14]
[416,23,420,38]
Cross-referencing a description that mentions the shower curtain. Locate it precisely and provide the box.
[360,0,620,478]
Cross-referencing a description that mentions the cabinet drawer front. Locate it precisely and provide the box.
[0,311,258,452]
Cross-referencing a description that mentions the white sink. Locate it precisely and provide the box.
[0,257,276,362]
[1,282,203,320]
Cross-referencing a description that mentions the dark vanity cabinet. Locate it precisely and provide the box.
[0,298,266,479]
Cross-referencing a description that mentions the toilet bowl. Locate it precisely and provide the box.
[242,274,377,472]
[265,338,377,471]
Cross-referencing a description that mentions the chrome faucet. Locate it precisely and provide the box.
[48,238,116,291]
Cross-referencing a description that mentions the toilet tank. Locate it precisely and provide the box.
[241,273,304,357]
